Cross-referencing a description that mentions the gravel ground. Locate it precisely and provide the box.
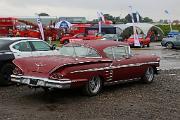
[0,70,180,120]
[0,42,180,120]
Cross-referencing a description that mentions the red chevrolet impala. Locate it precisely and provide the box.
[11,40,160,96]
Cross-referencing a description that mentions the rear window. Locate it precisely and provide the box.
[59,44,100,58]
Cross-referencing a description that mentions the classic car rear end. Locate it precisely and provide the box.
[11,40,160,96]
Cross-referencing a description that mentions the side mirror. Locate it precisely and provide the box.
[51,44,57,50]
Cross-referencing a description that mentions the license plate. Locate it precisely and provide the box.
[21,78,30,84]
[29,79,38,85]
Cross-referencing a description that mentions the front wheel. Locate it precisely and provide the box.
[166,42,174,49]
[142,66,154,83]
[82,76,102,96]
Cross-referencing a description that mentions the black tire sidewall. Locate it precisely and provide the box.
[83,76,102,96]
[0,63,15,85]
[166,42,174,49]
[142,66,154,84]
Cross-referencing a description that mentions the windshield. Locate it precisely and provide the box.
[59,45,100,58]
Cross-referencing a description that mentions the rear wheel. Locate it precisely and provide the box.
[82,76,102,96]
[166,42,174,49]
[0,63,15,85]
[142,66,154,83]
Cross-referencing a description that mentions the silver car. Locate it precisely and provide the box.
[161,35,180,49]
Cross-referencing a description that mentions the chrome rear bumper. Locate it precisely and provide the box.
[11,75,71,89]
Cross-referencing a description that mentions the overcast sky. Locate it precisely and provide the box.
[0,0,179,21]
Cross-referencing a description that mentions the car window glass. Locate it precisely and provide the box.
[104,47,114,59]
[13,42,32,52]
[113,46,129,59]
[176,35,180,40]
[74,46,88,57]
[59,46,74,56]
[31,41,51,51]
[59,45,100,58]
[87,48,100,57]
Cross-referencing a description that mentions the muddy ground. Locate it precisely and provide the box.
[0,42,180,120]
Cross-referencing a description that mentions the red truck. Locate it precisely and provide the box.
[0,17,17,36]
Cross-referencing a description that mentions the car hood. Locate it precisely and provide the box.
[62,36,73,40]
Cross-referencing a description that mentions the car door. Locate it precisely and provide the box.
[30,40,57,57]
[10,41,33,58]
[175,35,180,46]
[110,46,142,81]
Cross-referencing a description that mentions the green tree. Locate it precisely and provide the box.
[38,13,50,16]
[142,17,153,23]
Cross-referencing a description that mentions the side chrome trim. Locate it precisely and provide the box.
[70,62,159,74]
[50,60,112,74]
[104,78,141,86]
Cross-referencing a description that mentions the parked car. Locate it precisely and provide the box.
[167,31,180,38]
[102,34,123,41]
[126,34,151,48]
[11,40,160,96]
[60,33,102,44]
[161,35,180,49]
[0,37,57,85]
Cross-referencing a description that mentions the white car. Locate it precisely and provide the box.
[0,37,58,85]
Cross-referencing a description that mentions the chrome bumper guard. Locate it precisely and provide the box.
[156,67,160,74]
[11,75,71,89]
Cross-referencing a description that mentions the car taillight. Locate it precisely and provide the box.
[13,67,23,76]
[49,73,63,80]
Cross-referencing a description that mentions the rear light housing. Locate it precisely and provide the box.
[49,73,64,80]
[13,67,23,76]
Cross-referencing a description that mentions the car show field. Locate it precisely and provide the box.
[0,42,179,120]
[0,1,180,119]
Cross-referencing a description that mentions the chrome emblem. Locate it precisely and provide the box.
[35,63,46,72]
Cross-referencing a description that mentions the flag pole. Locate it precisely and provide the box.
[35,13,45,41]
[98,21,102,33]
[129,6,140,47]
[164,10,173,32]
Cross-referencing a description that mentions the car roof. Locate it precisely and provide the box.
[67,40,129,51]
[0,37,43,51]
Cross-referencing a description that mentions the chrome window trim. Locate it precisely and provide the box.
[70,62,159,74]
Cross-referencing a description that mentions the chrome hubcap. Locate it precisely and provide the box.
[89,76,101,93]
[167,43,173,49]
[145,67,154,82]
